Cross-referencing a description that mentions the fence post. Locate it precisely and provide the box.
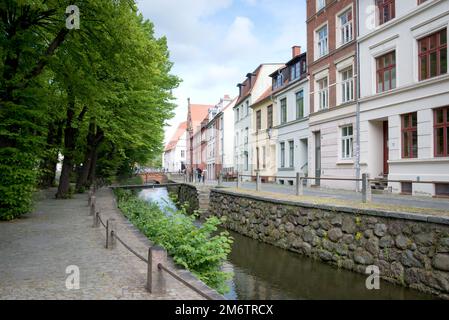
[362,173,372,203]
[106,218,116,249]
[236,172,240,189]
[89,196,96,216]
[296,172,304,196]
[88,190,93,207]
[218,172,223,186]
[256,172,261,191]
[147,246,167,294]
[93,211,100,228]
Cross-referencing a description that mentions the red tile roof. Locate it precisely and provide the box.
[165,121,187,152]
[252,87,273,106]
[188,103,213,135]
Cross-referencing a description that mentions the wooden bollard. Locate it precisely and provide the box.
[106,218,116,249]
[89,196,96,216]
[147,246,167,294]
[93,211,100,228]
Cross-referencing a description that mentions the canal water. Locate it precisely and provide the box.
[138,188,435,300]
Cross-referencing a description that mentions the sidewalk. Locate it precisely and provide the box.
[0,188,203,300]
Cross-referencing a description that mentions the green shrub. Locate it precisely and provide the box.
[114,189,233,294]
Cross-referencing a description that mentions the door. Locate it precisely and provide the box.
[383,121,389,175]
[314,132,321,186]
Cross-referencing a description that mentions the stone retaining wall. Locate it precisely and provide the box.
[167,184,199,215]
[209,189,449,298]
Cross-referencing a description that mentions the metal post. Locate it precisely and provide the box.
[296,172,304,196]
[218,172,223,186]
[147,246,167,294]
[106,218,116,249]
[256,172,261,192]
[236,172,240,189]
[362,173,372,203]
[93,211,99,228]
[89,196,96,216]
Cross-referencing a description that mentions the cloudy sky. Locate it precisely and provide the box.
[136,0,307,144]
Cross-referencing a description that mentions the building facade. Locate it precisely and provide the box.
[307,0,359,190]
[270,47,310,185]
[234,63,284,178]
[206,95,236,180]
[186,100,213,180]
[163,122,187,172]
[358,0,449,196]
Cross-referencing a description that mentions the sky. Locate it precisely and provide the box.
[136,0,307,144]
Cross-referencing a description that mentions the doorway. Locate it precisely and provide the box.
[314,132,321,186]
[383,121,389,175]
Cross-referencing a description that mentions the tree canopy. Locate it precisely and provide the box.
[0,0,180,220]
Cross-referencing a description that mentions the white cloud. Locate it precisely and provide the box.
[222,16,259,57]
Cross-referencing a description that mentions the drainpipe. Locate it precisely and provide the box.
[355,0,361,192]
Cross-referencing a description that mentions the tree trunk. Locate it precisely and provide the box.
[56,86,87,199]
[87,146,99,187]
[76,120,95,192]
[39,121,63,188]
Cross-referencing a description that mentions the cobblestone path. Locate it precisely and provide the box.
[0,188,203,300]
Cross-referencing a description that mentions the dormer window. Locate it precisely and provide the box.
[291,62,301,80]
[273,73,284,89]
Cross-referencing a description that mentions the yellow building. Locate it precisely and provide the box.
[250,88,278,182]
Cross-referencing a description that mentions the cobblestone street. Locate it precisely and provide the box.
[0,189,203,300]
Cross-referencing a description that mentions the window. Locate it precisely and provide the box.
[317,25,328,57]
[256,110,262,130]
[245,101,249,116]
[435,183,449,197]
[280,142,285,168]
[291,62,301,80]
[235,132,239,149]
[402,182,413,195]
[339,9,353,45]
[376,51,396,93]
[235,108,239,122]
[267,105,273,128]
[341,67,354,103]
[244,152,249,171]
[280,98,287,124]
[402,112,418,159]
[376,0,395,25]
[181,150,185,158]
[419,29,447,81]
[434,107,449,157]
[274,73,284,89]
[289,140,294,168]
[341,125,353,159]
[245,127,249,145]
[317,0,325,11]
[256,147,260,170]
[296,90,304,119]
[318,77,329,110]
[239,106,243,119]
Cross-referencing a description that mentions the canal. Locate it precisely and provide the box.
[138,188,435,300]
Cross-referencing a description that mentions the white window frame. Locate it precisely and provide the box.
[288,140,295,168]
[317,77,329,110]
[338,8,353,47]
[317,0,325,11]
[280,142,285,168]
[316,25,328,58]
[341,125,354,159]
[341,67,354,103]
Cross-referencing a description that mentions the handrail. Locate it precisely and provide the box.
[94,209,217,300]
[158,263,215,300]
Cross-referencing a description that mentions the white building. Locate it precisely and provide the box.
[163,122,187,173]
[358,0,449,196]
[270,48,310,185]
[233,63,284,178]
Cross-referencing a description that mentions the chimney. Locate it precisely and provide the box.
[292,45,301,58]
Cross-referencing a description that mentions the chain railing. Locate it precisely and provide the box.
[88,189,219,300]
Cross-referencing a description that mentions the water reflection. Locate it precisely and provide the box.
[138,188,436,300]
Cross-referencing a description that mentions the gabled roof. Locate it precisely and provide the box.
[165,121,187,152]
[187,103,213,135]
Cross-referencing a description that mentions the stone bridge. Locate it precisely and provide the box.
[140,172,169,184]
